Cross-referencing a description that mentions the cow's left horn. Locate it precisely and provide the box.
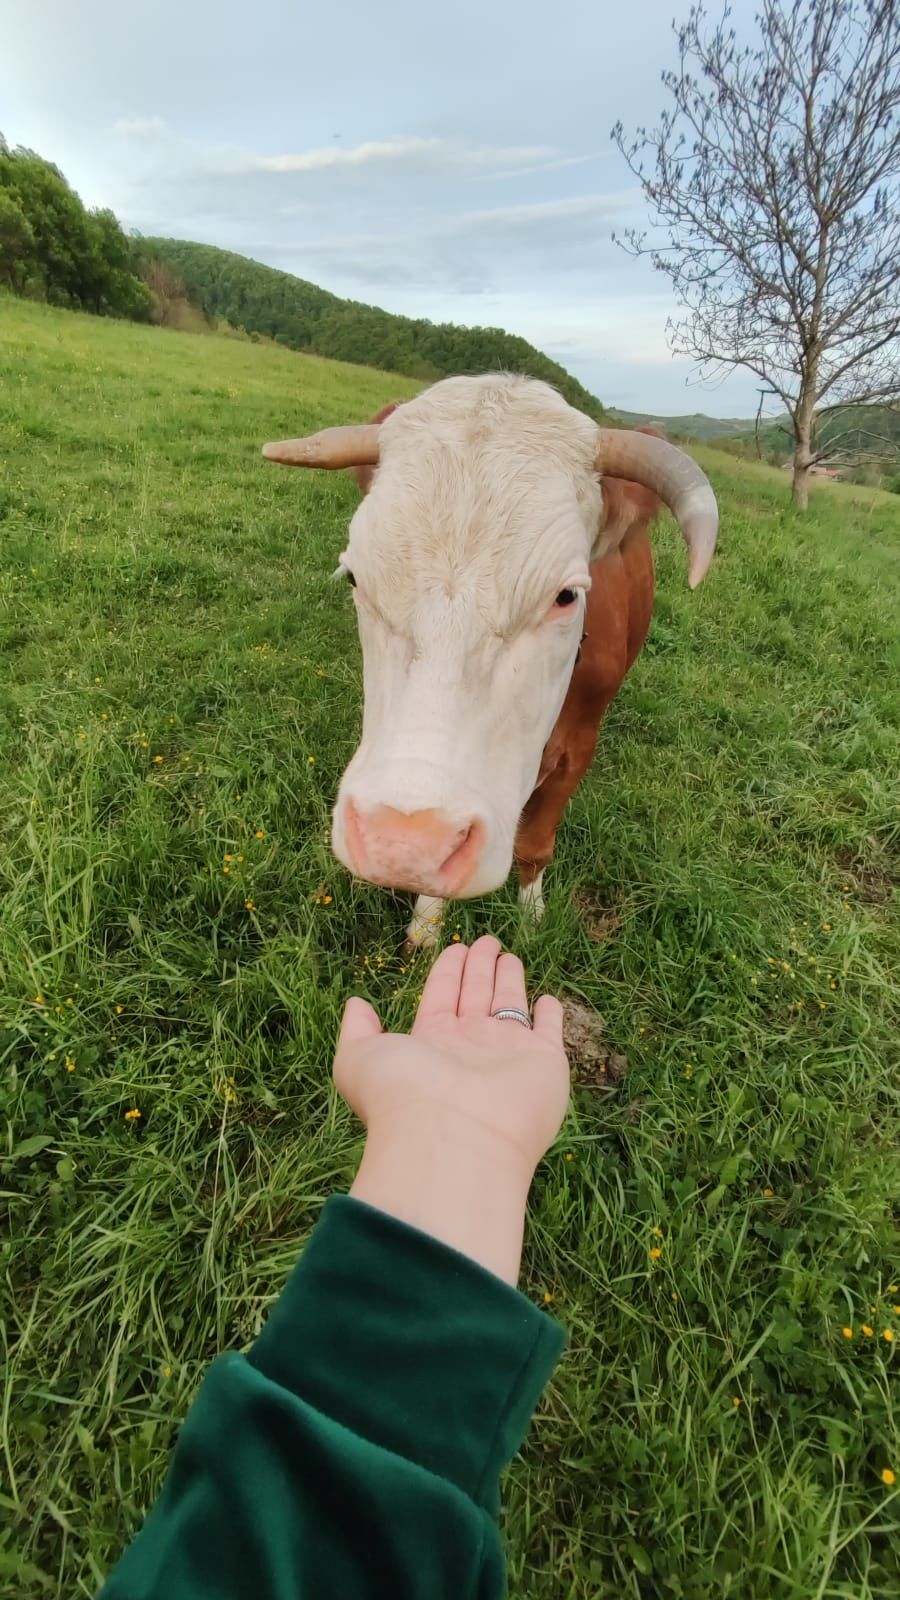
[595,429,718,588]
[262,423,381,470]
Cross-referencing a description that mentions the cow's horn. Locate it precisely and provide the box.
[262,423,381,470]
[595,429,718,588]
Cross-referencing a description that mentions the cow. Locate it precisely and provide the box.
[263,375,718,945]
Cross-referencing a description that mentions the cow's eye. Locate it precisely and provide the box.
[555,588,578,607]
[344,568,357,588]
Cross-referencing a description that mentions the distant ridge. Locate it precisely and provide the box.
[136,237,610,421]
[611,408,756,441]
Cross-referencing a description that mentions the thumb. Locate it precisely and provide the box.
[338,995,383,1049]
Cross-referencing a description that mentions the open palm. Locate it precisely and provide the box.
[334,937,570,1174]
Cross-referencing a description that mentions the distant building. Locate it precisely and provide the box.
[780,461,844,481]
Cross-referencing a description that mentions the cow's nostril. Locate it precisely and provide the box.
[339,802,484,894]
[438,820,482,891]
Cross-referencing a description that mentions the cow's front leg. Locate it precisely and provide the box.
[405,894,445,950]
[515,730,603,919]
[518,869,546,921]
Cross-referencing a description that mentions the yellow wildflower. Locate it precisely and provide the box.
[862,1325,874,1337]
[841,1327,853,1339]
[124,1108,141,1121]
[543,1291,553,1304]
[245,899,254,910]
[224,854,233,862]
[652,1226,663,1237]
[308,755,316,764]
[153,755,164,763]
[255,829,265,839]
[649,1247,662,1260]
[882,1468,895,1486]
[883,1329,895,1343]
[115,1004,124,1014]
[565,1152,574,1162]
[763,1187,774,1197]
[65,1055,76,1073]
[732,1396,742,1407]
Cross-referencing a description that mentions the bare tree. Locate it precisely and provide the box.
[613,0,900,507]
[139,256,188,327]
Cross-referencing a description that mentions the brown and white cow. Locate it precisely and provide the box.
[263,375,717,944]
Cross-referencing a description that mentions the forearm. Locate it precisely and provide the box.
[350,1104,533,1285]
[100,1198,564,1599]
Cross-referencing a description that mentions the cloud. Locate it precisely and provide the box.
[457,191,638,230]
[485,150,610,181]
[112,124,576,189]
[113,115,168,138]
[245,135,558,176]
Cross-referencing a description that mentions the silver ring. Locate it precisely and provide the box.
[491,1007,533,1029]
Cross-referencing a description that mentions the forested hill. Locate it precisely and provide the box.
[137,237,608,420]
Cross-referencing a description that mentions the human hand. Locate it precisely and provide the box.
[335,936,569,1284]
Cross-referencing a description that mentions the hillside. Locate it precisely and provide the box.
[733,404,900,468]
[611,407,756,441]
[136,236,609,420]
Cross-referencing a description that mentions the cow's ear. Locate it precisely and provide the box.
[593,475,663,561]
[349,401,403,495]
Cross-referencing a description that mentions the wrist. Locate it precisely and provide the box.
[349,1104,534,1285]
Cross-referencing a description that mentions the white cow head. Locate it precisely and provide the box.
[263,375,717,899]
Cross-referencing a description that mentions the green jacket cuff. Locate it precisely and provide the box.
[249,1194,565,1509]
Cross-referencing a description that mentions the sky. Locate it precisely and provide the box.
[1,0,767,415]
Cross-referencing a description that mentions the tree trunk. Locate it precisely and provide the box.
[792,455,811,509]
[791,391,816,509]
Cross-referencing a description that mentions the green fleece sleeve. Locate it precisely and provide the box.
[99,1195,565,1599]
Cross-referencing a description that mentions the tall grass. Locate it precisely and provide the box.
[1,296,898,1597]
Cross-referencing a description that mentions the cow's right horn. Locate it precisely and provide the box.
[262,423,381,470]
[595,429,718,588]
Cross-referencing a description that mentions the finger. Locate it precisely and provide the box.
[457,935,502,1017]
[490,951,529,1017]
[414,942,468,1024]
[533,994,565,1046]
[338,996,383,1048]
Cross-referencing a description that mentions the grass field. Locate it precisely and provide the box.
[2,294,899,1598]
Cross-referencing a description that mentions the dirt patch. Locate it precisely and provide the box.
[564,997,628,1091]
[574,891,622,943]
[833,846,895,905]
